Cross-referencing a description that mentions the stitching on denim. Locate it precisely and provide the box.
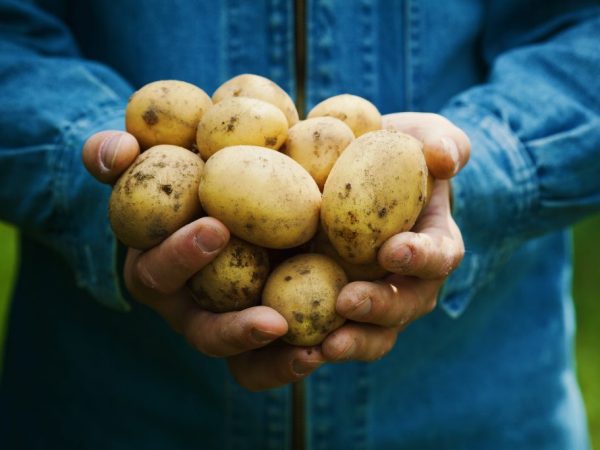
[359,0,377,102]
[312,0,335,105]
[225,0,243,78]
[313,364,333,450]
[353,362,370,450]
[267,0,289,91]
[406,0,421,111]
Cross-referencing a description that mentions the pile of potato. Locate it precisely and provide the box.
[109,74,429,346]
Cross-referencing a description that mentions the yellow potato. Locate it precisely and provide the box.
[212,73,299,127]
[109,145,203,250]
[198,145,321,249]
[196,97,288,160]
[311,228,388,281]
[282,117,354,190]
[307,94,382,137]
[262,254,347,346]
[125,80,212,150]
[188,237,270,313]
[321,130,428,264]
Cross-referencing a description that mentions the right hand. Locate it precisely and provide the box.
[82,130,326,391]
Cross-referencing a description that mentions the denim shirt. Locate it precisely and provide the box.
[1,1,600,449]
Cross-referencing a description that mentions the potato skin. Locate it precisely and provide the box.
[188,237,270,313]
[307,94,382,137]
[125,80,212,150]
[196,97,288,160]
[311,228,388,282]
[321,130,428,264]
[198,145,321,249]
[109,145,203,250]
[262,254,347,346]
[282,117,354,190]
[212,73,299,127]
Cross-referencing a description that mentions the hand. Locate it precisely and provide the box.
[321,113,470,362]
[82,130,326,391]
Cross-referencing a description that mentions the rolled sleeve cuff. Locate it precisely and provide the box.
[437,102,539,317]
[53,103,130,311]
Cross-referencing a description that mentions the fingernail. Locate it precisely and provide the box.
[348,297,372,318]
[391,245,412,270]
[99,134,123,171]
[441,137,460,174]
[194,226,226,253]
[251,328,280,344]
[292,359,323,376]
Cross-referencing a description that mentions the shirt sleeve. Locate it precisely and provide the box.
[0,1,133,310]
[439,6,600,317]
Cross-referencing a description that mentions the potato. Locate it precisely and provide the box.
[109,145,203,250]
[198,145,321,249]
[311,228,388,281]
[212,73,299,127]
[196,97,288,160]
[125,80,212,150]
[282,117,354,190]
[307,94,382,137]
[262,254,347,346]
[188,237,269,313]
[321,130,428,264]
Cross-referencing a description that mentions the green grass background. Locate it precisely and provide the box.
[0,218,598,444]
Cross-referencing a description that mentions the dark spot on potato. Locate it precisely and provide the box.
[143,109,159,125]
[264,136,278,146]
[161,184,173,195]
[133,171,154,182]
[173,203,181,212]
[245,223,254,230]
[346,183,352,191]
[232,88,242,97]
[230,245,246,268]
[284,275,292,281]
[418,193,423,201]
[313,130,321,141]
[312,300,321,308]
[347,211,358,224]
[226,115,239,132]
[299,268,311,275]
[293,312,305,323]
[378,207,387,218]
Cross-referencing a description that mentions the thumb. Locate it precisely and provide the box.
[82,130,140,184]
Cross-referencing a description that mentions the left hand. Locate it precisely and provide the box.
[321,112,470,362]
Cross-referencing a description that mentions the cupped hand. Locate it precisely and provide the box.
[82,131,326,391]
[321,113,469,362]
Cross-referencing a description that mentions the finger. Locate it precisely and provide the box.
[382,112,470,179]
[336,278,440,327]
[378,182,464,278]
[322,322,398,362]
[124,217,229,298]
[183,305,289,357]
[228,345,325,392]
[82,130,140,184]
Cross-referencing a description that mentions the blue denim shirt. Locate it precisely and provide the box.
[1,1,600,449]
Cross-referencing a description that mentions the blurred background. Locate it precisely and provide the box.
[0,217,598,445]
